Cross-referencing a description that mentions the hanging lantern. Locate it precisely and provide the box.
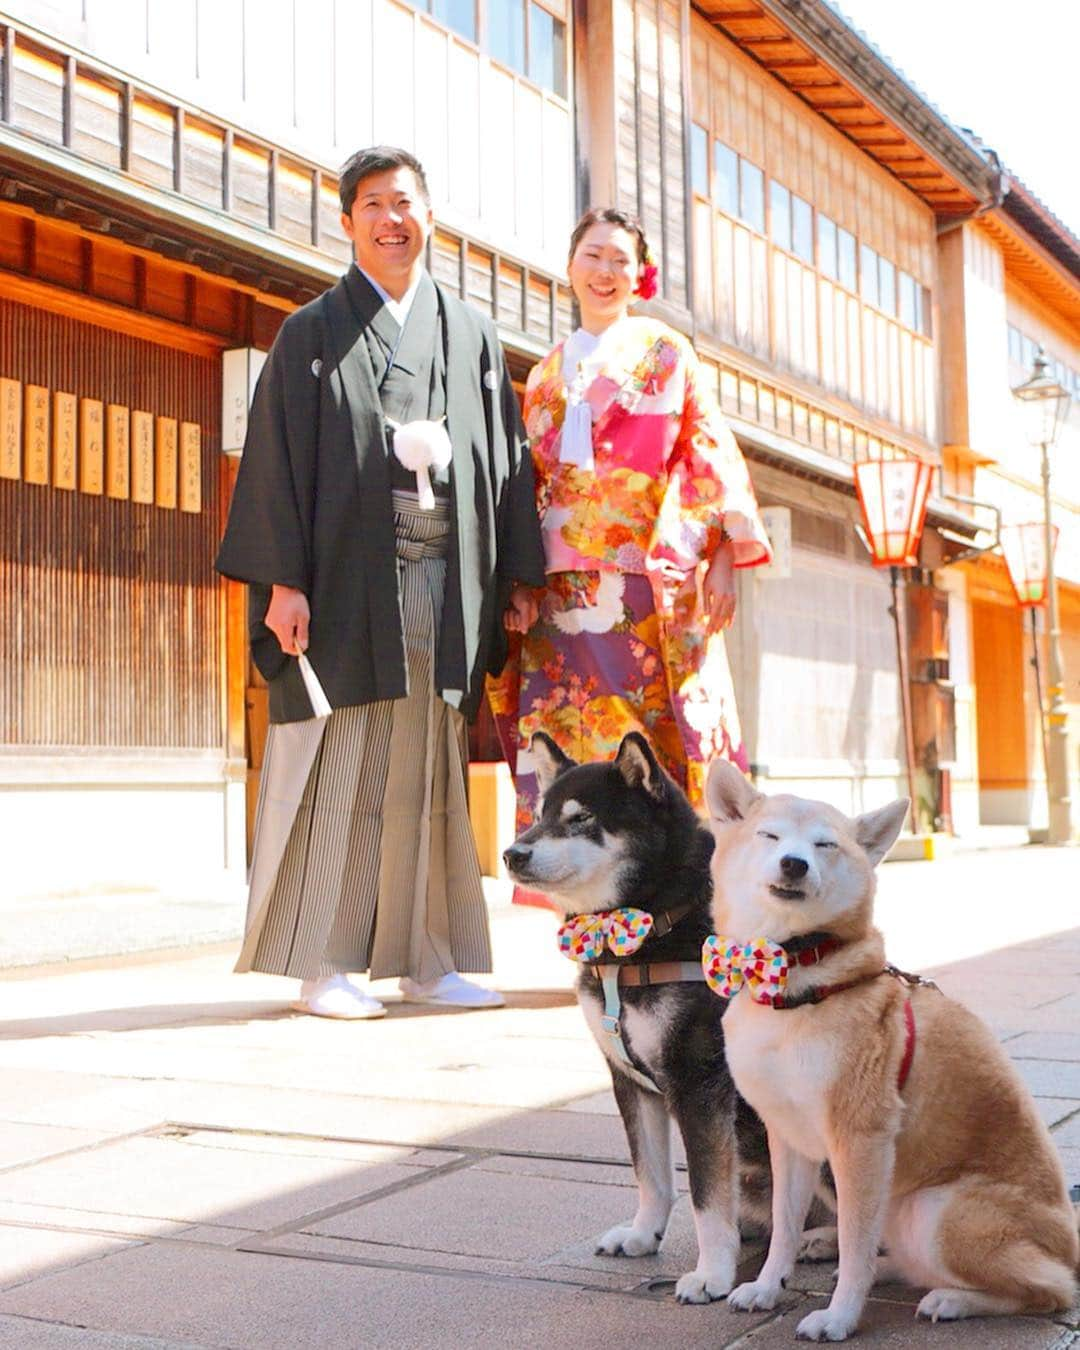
[853,456,934,568]
[1000,521,1059,608]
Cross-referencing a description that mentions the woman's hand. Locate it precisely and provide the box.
[265,584,310,655]
[504,584,540,634]
[703,541,736,633]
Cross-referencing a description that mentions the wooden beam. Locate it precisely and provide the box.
[0,268,229,356]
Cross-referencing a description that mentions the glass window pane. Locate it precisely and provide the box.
[433,0,476,40]
[921,286,932,338]
[740,159,765,233]
[792,195,813,263]
[898,271,917,328]
[860,243,879,307]
[878,256,896,315]
[714,142,738,216]
[1021,334,1037,370]
[838,227,857,290]
[1007,324,1023,363]
[488,0,525,74]
[528,4,566,96]
[691,123,709,197]
[818,215,837,279]
[770,181,791,251]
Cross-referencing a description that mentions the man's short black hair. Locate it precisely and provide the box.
[338,146,431,214]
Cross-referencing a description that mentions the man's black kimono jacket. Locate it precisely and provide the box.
[216,268,545,724]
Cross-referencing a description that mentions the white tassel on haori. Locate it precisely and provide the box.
[388,416,453,509]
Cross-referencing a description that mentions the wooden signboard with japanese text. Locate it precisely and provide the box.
[52,392,77,489]
[131,410,154,503]
[155,416,177,509]
[79,398,104,495]
[0,378,20,479]
[106,404,130,499]
[179,421,201,513]
[24,385,49,484]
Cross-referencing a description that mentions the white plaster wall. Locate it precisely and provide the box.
[9,0,574,275]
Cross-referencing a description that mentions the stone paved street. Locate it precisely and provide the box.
[0,842,1077,1348]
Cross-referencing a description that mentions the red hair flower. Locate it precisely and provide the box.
[634,251,658,300]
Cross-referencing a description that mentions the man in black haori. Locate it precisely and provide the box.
[217,146,543,1017]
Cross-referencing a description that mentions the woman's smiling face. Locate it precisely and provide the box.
[568,222,641,330]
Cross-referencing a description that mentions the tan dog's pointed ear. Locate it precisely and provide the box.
[705,757,762,823]
[531,732,574,795]
[614,732,665,799]
[854,799,908,866]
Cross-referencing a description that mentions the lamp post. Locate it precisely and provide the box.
[853,455,935,833]
[1012,348,1073,844]
[1000,521,1060,833]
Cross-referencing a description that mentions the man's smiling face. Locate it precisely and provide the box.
[340,166,433,296]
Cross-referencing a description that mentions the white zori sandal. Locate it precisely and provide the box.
[292,974,386,1019]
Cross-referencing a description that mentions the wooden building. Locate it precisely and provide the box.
[1,0,1076,895]
[0,4,572,892]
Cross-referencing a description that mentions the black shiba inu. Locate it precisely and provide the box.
[503,730,774,1303]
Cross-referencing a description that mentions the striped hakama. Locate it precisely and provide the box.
[236,491,492,983]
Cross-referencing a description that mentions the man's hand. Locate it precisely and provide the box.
[504,584,540,634]
[703,541,736,633]
[265,584,310,655]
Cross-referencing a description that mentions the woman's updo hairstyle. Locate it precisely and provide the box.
[567,207,658,300]
[568,207,650,269]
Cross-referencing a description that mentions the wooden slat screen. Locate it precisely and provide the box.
[0,297,222,749]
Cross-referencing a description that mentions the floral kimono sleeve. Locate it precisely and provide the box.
[649,341,772,576]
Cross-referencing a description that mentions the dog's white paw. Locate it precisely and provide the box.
[795,1307,857,1341]
[916,1288,978,1323]
[594,1222,662,1257]
[727,1279,782,1312]
[798,1225,839,1262]
[674,1267,734,1304]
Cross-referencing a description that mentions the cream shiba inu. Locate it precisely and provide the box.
[703,758,1078,1342]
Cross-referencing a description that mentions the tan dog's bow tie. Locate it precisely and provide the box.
[558,908,654,962]
[702,935,788,1005]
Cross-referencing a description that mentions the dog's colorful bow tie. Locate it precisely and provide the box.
[702,935,788,1004]
[558,908,654,962]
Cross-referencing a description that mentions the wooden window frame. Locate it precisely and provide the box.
[410,0,569,102]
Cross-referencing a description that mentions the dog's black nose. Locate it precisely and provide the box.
[779,854,809,880]
[503,843,532,872]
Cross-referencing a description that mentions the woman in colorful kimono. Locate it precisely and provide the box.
[492,207,772,830]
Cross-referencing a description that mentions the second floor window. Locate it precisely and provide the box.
[412,0,567,98]
[714,141,764,233]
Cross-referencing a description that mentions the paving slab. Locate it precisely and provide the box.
[0,1316,206,1349]
[1036,1098,1080,1129]
[0,1241,788,1350]
[1052,1112,1080,1146]
[0,1201,253,1247]
[1015,1059,1080,1099]
[0,1122,113,1171]
[725,1297,1073,1347]
[0,1225,136,1293]
[0,1136,430,1232]
[306,1165,637,1262]
[253,1229,645,1292]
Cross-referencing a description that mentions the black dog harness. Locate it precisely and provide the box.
[586,901,703,1083]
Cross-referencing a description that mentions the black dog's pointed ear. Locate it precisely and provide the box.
[530,732,574,795]
[705,757,762,824]
[614,732,665,799]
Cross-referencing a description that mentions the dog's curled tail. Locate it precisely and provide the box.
[991,1240,1078,1312]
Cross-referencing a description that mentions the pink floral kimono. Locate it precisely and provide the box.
[489,315,771,829]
